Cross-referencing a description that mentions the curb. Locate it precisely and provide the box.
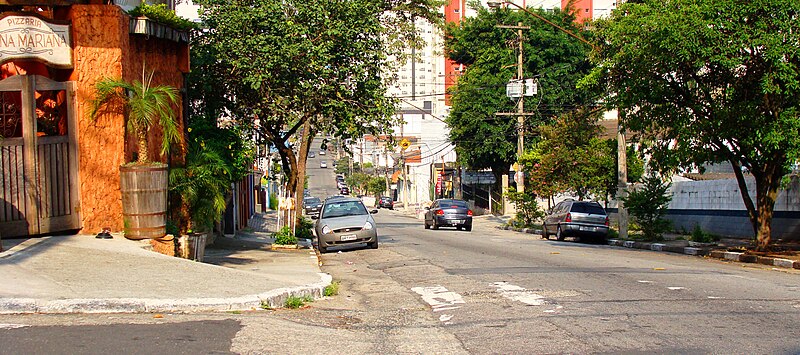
[0,273,333,314]
[494,226,799,271]
[609,239,800,270]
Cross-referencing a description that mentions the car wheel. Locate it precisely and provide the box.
[317,238,327,253]
[424,220,430,229]
[368,239,378,249]
[465,225,472,232]
[542,224,549,239]
[432,220,439,230]
[556,226,565,241]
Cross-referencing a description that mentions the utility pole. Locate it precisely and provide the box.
[617,109,628,239]
[515,22,525,194]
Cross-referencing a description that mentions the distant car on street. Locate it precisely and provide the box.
[319,150,326,155]
[340,186,350,195]
[303,196,322,216]
[542,200,609,242]
[424,199,473,231]
[309,152,315,158]
[312,196,378,253]
[378,196,394,210]
[320,160,327,168]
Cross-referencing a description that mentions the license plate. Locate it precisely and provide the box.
[340,234,357,241]
[453,220,464,224]
[580,226,593,232]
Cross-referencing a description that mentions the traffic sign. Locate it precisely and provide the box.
[399,139,411,150]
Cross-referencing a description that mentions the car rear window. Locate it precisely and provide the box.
[571,203,606,215]
[440,200,468,208]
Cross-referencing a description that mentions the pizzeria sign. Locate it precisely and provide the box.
[0,14,72,68]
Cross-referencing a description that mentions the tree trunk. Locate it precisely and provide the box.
[137,130,149,163]
[731,158,785,252]
[294,119,314,227]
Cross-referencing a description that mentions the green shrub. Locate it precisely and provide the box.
[691,224,716,243]
[273,226,297,245]
[129,3,198,31]
[296,217,315,240]
[506,190,545,228]
[622,174,672,241]
[269,193,278,210]
[607,228,619,239]
[284,295,313,309]
[324,281,340,297]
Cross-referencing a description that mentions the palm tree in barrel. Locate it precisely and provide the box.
[90,67,181,164]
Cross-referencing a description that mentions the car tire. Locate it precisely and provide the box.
[432,220,439,230]
[542,224,549,239]
[424,220,430,229]
[368,239,378,249]
[556,226,565,241]
[465,225,472,232]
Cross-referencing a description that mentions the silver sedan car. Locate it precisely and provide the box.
[313,197,378,253]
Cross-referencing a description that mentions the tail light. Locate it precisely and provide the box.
[605,216,610,226]
[436,210,444,215]
[565,213,572,222]
[467,210,473,216]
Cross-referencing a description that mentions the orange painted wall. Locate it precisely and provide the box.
[443,0,465,105]
[63,5,188,234]
[564,0,593,23]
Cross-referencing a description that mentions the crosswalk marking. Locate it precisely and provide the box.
[492,282,547,306]
[411,286,465,312]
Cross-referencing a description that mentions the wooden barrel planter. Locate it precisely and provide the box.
[120,163,168,240]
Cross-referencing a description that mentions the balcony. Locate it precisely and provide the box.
[129,15,189,43]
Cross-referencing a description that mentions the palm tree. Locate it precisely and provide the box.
[169,142,232,232]
[90,67,180,164]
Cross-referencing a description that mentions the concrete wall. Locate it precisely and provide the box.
[609,176,800,240]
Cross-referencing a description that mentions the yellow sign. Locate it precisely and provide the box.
[399,139,411,150]
[512,163,519,171]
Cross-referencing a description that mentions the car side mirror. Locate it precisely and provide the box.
[311,215,318,220]
[370,209,378,214]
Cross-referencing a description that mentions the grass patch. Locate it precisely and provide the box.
[284,295,314,309]
[324,281,340,297]
[259,300,273,310]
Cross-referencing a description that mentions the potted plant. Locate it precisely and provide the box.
[90,67,181,240]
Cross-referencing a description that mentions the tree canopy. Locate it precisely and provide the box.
[445,4,595,184]
[193,0,444,221]
[588,0,800,249]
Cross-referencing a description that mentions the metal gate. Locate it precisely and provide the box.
[0,74,80,237]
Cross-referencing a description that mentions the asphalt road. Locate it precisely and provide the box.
[2,140,798,354]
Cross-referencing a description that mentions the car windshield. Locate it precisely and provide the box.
[322,200,368,218]
[304,197,321,206]
[571,203,606,215]
[439,200,468,208]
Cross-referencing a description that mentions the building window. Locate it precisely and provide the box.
[454,9,460,13]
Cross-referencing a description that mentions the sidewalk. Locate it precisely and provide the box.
[0,210,329,314]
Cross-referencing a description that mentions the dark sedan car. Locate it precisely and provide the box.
[303,196,323,216]
[424,199,473,231]
[378,196,394,209]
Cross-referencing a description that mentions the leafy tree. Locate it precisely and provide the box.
[90,69,181,164]
[622,174,672,241]
[169,141,232,233]
[194,0,443,224]
[506,189,545,227]
[445,4,595,186]
[588,0,800,250]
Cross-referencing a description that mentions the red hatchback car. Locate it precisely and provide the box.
[424,199,473,231]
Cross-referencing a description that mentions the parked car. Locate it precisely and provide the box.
[313,197,378,253]
[340,186,350,195]
[337,180,347,189]
[319,150,326,155]
[542,200,609,242]
[309,151,315,158]
[424,199,473,231]
[378,196,394,210]
[303,196,323,216]
[320,160,327,168]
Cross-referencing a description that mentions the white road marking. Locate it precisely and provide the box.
[667,287,686,290]
[707,296,723,299]
[411,286,466,312]
[439,314,454,322]
[492,282,547,306]
[0,324,28,329]
[637,280,654,283]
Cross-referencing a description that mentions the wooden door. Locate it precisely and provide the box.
[0,75,80,237]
